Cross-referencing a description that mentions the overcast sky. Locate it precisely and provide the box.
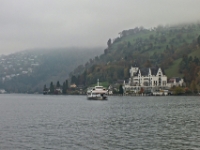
[0,0,200,54]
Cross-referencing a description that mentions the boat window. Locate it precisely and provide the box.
[95,86,103,89]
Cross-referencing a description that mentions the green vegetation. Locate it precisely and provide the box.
[170,86,185,95]
[165,58,183,78]
[1,23,200,94]
[71,23,200,92]
[189,50,200,59]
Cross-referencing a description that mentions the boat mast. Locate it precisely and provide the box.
[97,79,99,86]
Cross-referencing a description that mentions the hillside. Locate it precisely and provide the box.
[1,23,200,93]
[71,23,200,91]
[0,47,103,93]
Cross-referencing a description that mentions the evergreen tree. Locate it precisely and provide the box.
[107,38,112,48]
[56,81,60,88]
[62,82,66,94]
[66,80,69,89]
[50,82,54,94]
[119,85,124,95]
[71,75,77,84]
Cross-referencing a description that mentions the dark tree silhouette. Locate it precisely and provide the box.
[50,82,54,94]
[66,80,69,89]
[107,38,112,48]
[62,82,66,94]
[56,81,60,88]
[119,85,124,95]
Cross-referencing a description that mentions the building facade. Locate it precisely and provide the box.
[128,67,167,87]
[123,67,168,94]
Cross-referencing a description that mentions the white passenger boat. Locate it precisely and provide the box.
[87,80,108,100]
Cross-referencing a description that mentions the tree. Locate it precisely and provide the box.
[71,75,77,85]
[62,82,66,94]
[173,86,185,95]
[149,34,154,40]
[107,38,112,48]
[119,85,124,95]
[50,82,54,94]
[144,60,152,68]
[56,81,60,88]
[190,80,197,93]
[66,80,69,89]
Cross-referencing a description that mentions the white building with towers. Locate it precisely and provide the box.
[123,66,168,94]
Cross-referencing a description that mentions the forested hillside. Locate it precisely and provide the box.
[0,48,103,93]
[71,23,200,92]
[1,23,200,93]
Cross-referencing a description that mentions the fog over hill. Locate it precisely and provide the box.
[1,0,200,54]
[70,23,200,92]
[1,21,200,93]
[0,47,103,93]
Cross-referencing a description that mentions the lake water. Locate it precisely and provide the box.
[0,94,200,149]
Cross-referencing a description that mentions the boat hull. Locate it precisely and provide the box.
[87,95,107,100]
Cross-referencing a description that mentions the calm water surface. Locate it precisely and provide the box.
[0,94,200,149]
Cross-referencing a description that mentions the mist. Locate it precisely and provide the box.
[1,0,200,54]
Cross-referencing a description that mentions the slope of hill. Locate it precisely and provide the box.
[71,23,200,91]
[1,23,200,93]
[0,47,103,93]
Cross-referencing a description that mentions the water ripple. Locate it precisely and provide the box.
[0,95,200,149]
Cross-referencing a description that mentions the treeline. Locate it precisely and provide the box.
[43,80,69,94]
[179,55,200,92]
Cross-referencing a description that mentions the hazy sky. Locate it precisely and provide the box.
[1,0,200,54]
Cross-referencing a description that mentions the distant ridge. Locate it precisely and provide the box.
[0,47,103,93]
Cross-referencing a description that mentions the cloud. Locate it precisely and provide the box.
[0,0,200,54]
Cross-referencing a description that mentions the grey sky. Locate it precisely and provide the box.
[0,0,200,54]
